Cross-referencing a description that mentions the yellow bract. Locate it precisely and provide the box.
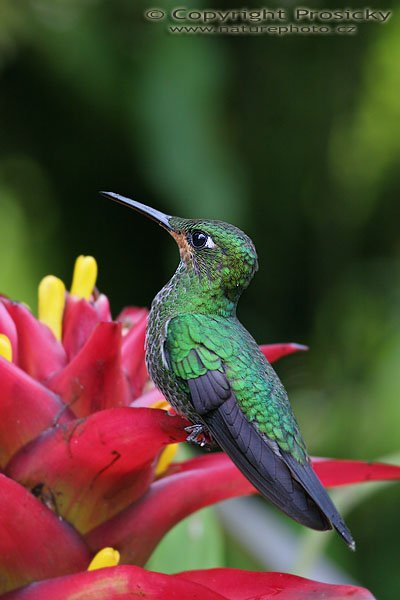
[70,255,98,300]
[37,256,97,339]
[150,398,178,475]
[38,275,66,341]
[155,443,179,477]
[0,334,12,362]
[150,399,172,411]
[87,547,120,571]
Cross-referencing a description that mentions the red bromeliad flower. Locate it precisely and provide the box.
[0,256,398,599]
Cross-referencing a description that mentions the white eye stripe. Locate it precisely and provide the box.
[205,236,216,249]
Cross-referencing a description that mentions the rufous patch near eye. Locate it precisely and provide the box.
[171,231,193,264]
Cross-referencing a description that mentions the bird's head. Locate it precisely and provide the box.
[102,192,258,299]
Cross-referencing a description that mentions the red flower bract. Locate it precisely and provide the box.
[0,257,398,598]
[1,566,375,600]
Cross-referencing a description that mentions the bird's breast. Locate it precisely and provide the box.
[145,286,198,420]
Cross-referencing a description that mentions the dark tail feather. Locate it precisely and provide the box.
[204,399,355,549]
[282,451,355,550]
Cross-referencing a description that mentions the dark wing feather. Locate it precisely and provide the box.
[188,371,329,530]
[187,367,355,548]
[188,367,231,414]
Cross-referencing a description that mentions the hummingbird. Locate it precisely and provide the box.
[102,191,355,550]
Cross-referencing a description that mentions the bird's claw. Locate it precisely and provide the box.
[185,424,208,447]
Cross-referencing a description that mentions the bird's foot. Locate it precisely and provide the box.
[185,423,209,448]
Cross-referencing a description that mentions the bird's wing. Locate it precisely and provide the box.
[165,314,354,548]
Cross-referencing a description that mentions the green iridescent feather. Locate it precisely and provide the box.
[166,313,308,464]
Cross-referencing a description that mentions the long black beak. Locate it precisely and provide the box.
[101,191,172,231]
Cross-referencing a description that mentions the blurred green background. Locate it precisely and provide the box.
[1,0,399,597]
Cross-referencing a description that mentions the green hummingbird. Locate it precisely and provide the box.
[102,191,355,550]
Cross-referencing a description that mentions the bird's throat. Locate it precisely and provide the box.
[170,232,194,265]
[160,262,237,319]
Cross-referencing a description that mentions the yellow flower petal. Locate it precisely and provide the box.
[88,547,120,571]
[0,334,12,362]
[38,276,66,341]
[155,443,179,477]
[70,255,98,300]
[150,400,178,475]
[150,399,171,411]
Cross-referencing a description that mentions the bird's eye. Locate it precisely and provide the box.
[190,230,209,249]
